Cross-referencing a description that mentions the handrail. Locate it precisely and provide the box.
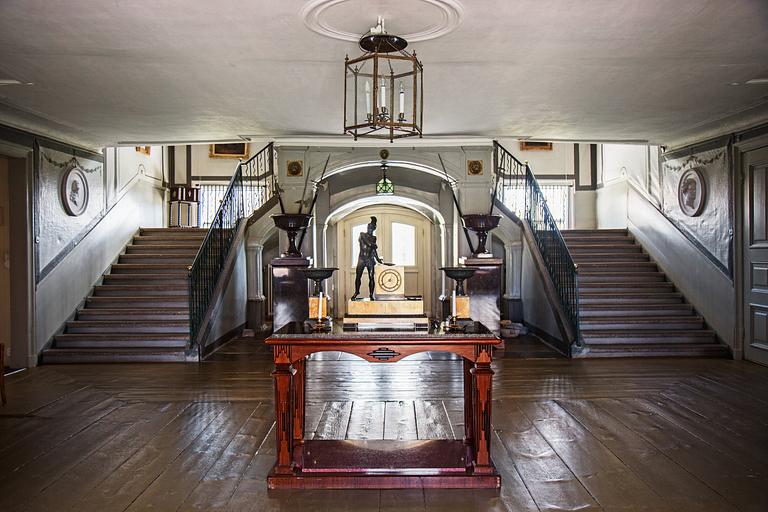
[492,141,581,352]
[188,142,276,355]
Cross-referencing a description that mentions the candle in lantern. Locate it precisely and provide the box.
[318,291,323,322]
[451,290,457,319]
[379,78,386,111]
[365,81,371,115]
[398,81,405,117]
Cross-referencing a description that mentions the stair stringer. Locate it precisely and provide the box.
[494,199,578,356]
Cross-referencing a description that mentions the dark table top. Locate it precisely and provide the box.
[266,320,500,345]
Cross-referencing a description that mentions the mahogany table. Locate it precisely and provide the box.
[265,321,502,489]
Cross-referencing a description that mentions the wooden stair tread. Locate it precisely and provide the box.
[562,228,728,359]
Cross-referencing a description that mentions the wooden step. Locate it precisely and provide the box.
[569,244,643,253]
[572,253,650,262]
[580,304,694,317]
[573,343,730,358]
[86,296,188,308]
[581,329,716,345]
[125,244,200,253]
[578,272,666,283]
[562,235,635,244]
[65,320,189,334]
[579,282,675,293]
[580,316,705,330]
[140,227,206,235]
[562,229,628,236]
[41,347,189,364]
[133,235,206,245]
[54,333,188,348]
[579,292,684,305]
[110,263,189,274]
[103,274,188,284]
[92,284,187,296]
[576,262,658,272]
[118,254,196,264]
[76,308,189,321]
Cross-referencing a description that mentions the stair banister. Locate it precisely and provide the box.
[492,141,581,353]
[188,142,277,356]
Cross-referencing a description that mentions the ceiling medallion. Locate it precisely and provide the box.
[344,17,423,142]
[301,0,464,43]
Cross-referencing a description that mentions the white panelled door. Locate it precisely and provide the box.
[337,205,432,317]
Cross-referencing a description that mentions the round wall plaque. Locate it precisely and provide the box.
[60,167,89,216]
[677,168,706,217]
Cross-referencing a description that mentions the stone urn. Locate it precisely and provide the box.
[300,267,338,296]
[271,213,312,257]
[439,267,477,296]
[461,214,501,256]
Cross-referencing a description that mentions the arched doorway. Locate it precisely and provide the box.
[335,204,434,317]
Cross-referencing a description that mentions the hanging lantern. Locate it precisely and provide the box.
[375,162,394,195]
[344,17,423,143]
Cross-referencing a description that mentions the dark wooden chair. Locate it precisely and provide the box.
[0,343,6,406]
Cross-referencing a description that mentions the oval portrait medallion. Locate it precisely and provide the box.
[677,168,706,217]
[60,167,89,216]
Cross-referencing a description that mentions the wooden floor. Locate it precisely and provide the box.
[1,336,768,511]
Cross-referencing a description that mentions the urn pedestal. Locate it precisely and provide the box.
[460,257,503,334]
[271,257,310,332]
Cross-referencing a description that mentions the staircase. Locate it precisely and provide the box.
[41,228,207,363]
[562,228,730,358]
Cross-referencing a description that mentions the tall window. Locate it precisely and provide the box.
[390,222,416,266]
[197,184,266,228]
[503,183,572,230]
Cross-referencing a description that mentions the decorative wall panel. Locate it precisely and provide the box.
[661,141,732,275]
[37,146,104,278]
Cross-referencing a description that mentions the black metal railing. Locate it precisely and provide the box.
[188,142,276,353]
[492,141,580,351]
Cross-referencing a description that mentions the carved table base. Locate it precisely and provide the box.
[265,321,502,490]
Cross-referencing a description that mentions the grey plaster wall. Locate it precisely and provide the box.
[37,147,105,274]
[521,240,562,344]
[35,178,164,355]
[626,186,736,351]
[204,235,247,347]
[596,179,629,228]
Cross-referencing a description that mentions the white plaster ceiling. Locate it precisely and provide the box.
[0,0,767,149]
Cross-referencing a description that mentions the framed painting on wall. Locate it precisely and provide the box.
[519,141,553,151]
[209,143,249,159]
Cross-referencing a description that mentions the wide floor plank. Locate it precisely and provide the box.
[1,338,768,512]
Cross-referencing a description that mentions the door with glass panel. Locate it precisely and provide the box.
[337,205,432,317]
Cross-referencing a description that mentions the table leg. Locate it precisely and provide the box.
[471,357,494,475]
[272,361,294,475]
[463,357,474,467]
[292,356,306,469]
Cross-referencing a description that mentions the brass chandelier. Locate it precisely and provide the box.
[344,17,423,142]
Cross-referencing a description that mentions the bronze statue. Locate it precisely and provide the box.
[351,216,393,300]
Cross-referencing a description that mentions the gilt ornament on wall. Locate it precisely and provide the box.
[467,160,483,176]
[287,160,303,177]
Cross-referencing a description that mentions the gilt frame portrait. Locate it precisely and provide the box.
[209,143,250,159]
